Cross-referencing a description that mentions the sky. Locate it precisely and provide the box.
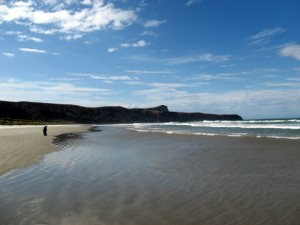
[0,0,300,119]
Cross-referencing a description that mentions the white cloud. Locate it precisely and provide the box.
[40,83,106,93]
[2,78,300,118]
[17,34,43,42]
[150,82,197,89]
[0,0,138,38]
[0,1,34,22]
[2,52,15,57]
[133,87,300,119]
[126,70,174,75]
[185,72,244,82]
[132,40,148,47]
[43,0,58,5]
[50,77,82,81]
[186,0,202,6]
[31,10,71,24]
[82,0,93,6]
[120,43,131,48]
[143,19,167,28]
[248,27,285,45]
[90,75,136,81]
[29,26,57,35]
[125,53,229,65]
[5,30,22,35]
[62,34,83,40]
[121,40,148,48]
[165,53,230,65]
[0,79,113,105]
[279,44,300,61]
[125,54,155,62]
[5,31,43,42]
[140,30,158,37]
[84,38,98,45]
[107,47,118,53]
[19,48,47,53]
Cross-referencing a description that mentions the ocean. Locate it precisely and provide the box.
[114,118,300,139]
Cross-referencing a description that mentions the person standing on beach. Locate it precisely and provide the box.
[43,126,47,136]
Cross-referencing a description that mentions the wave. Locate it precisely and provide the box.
[116,119,300,140]
[127,127,300,140]
[129,120,300,130]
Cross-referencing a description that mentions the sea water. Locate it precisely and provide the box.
[114,118,300,139]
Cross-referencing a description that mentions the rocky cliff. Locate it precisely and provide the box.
[0,100,243,123]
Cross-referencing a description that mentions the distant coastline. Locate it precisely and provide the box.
[0,100,243,125]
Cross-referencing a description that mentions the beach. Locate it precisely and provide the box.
[0,126,300,225]
[0,125,90,176]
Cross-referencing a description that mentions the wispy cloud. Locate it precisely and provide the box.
[124,53,229,65]
[140,30,158,37]
[186,0,202,6]
[133,87,300,118]
[120,43,131,48]
[5,31,22,35]
[262,81,300,88]
[108,40,149,53]
[143,19,167,28]
[252,68,281,74]
[164,53,230,65]
[248,27,285,45]
[125,54,156,62]
[132,40,148,47]
[90,75,137,82]
[2,77,300,118]
[293,68,300,73]
[107,47,118,53]
[149,82,197,89]
[122,40,149,48]
[2,52,15,58]
[62,34,83,40]
[5,31,43,42]
[279,43,300,61]
[19,48,47,53]
[0,79,114,105]
[17,34,43,43]
[126,70,175,75]
[66,72,138,82]
[186,72,246,82]
[0,1,138,39]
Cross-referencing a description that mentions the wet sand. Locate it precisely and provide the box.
[0,126,300,225]
[0,125,90,176]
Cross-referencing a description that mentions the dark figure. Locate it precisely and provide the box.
[43,126,47,136]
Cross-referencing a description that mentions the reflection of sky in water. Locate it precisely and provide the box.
[1,128,300,225]
[0,131,110,224]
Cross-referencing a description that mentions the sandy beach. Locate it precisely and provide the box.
[0,125,90,176]
[0,126,300,225]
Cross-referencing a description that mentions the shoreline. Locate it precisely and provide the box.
[1,123,299,177]
[0,124,91,176]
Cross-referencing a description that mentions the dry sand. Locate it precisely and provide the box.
[0,125,90,176]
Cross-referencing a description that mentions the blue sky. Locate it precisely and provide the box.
[0,0,300,119]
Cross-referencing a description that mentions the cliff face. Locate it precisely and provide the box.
[0,100,243,123]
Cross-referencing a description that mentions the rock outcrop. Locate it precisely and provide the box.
[0,100,243,123]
